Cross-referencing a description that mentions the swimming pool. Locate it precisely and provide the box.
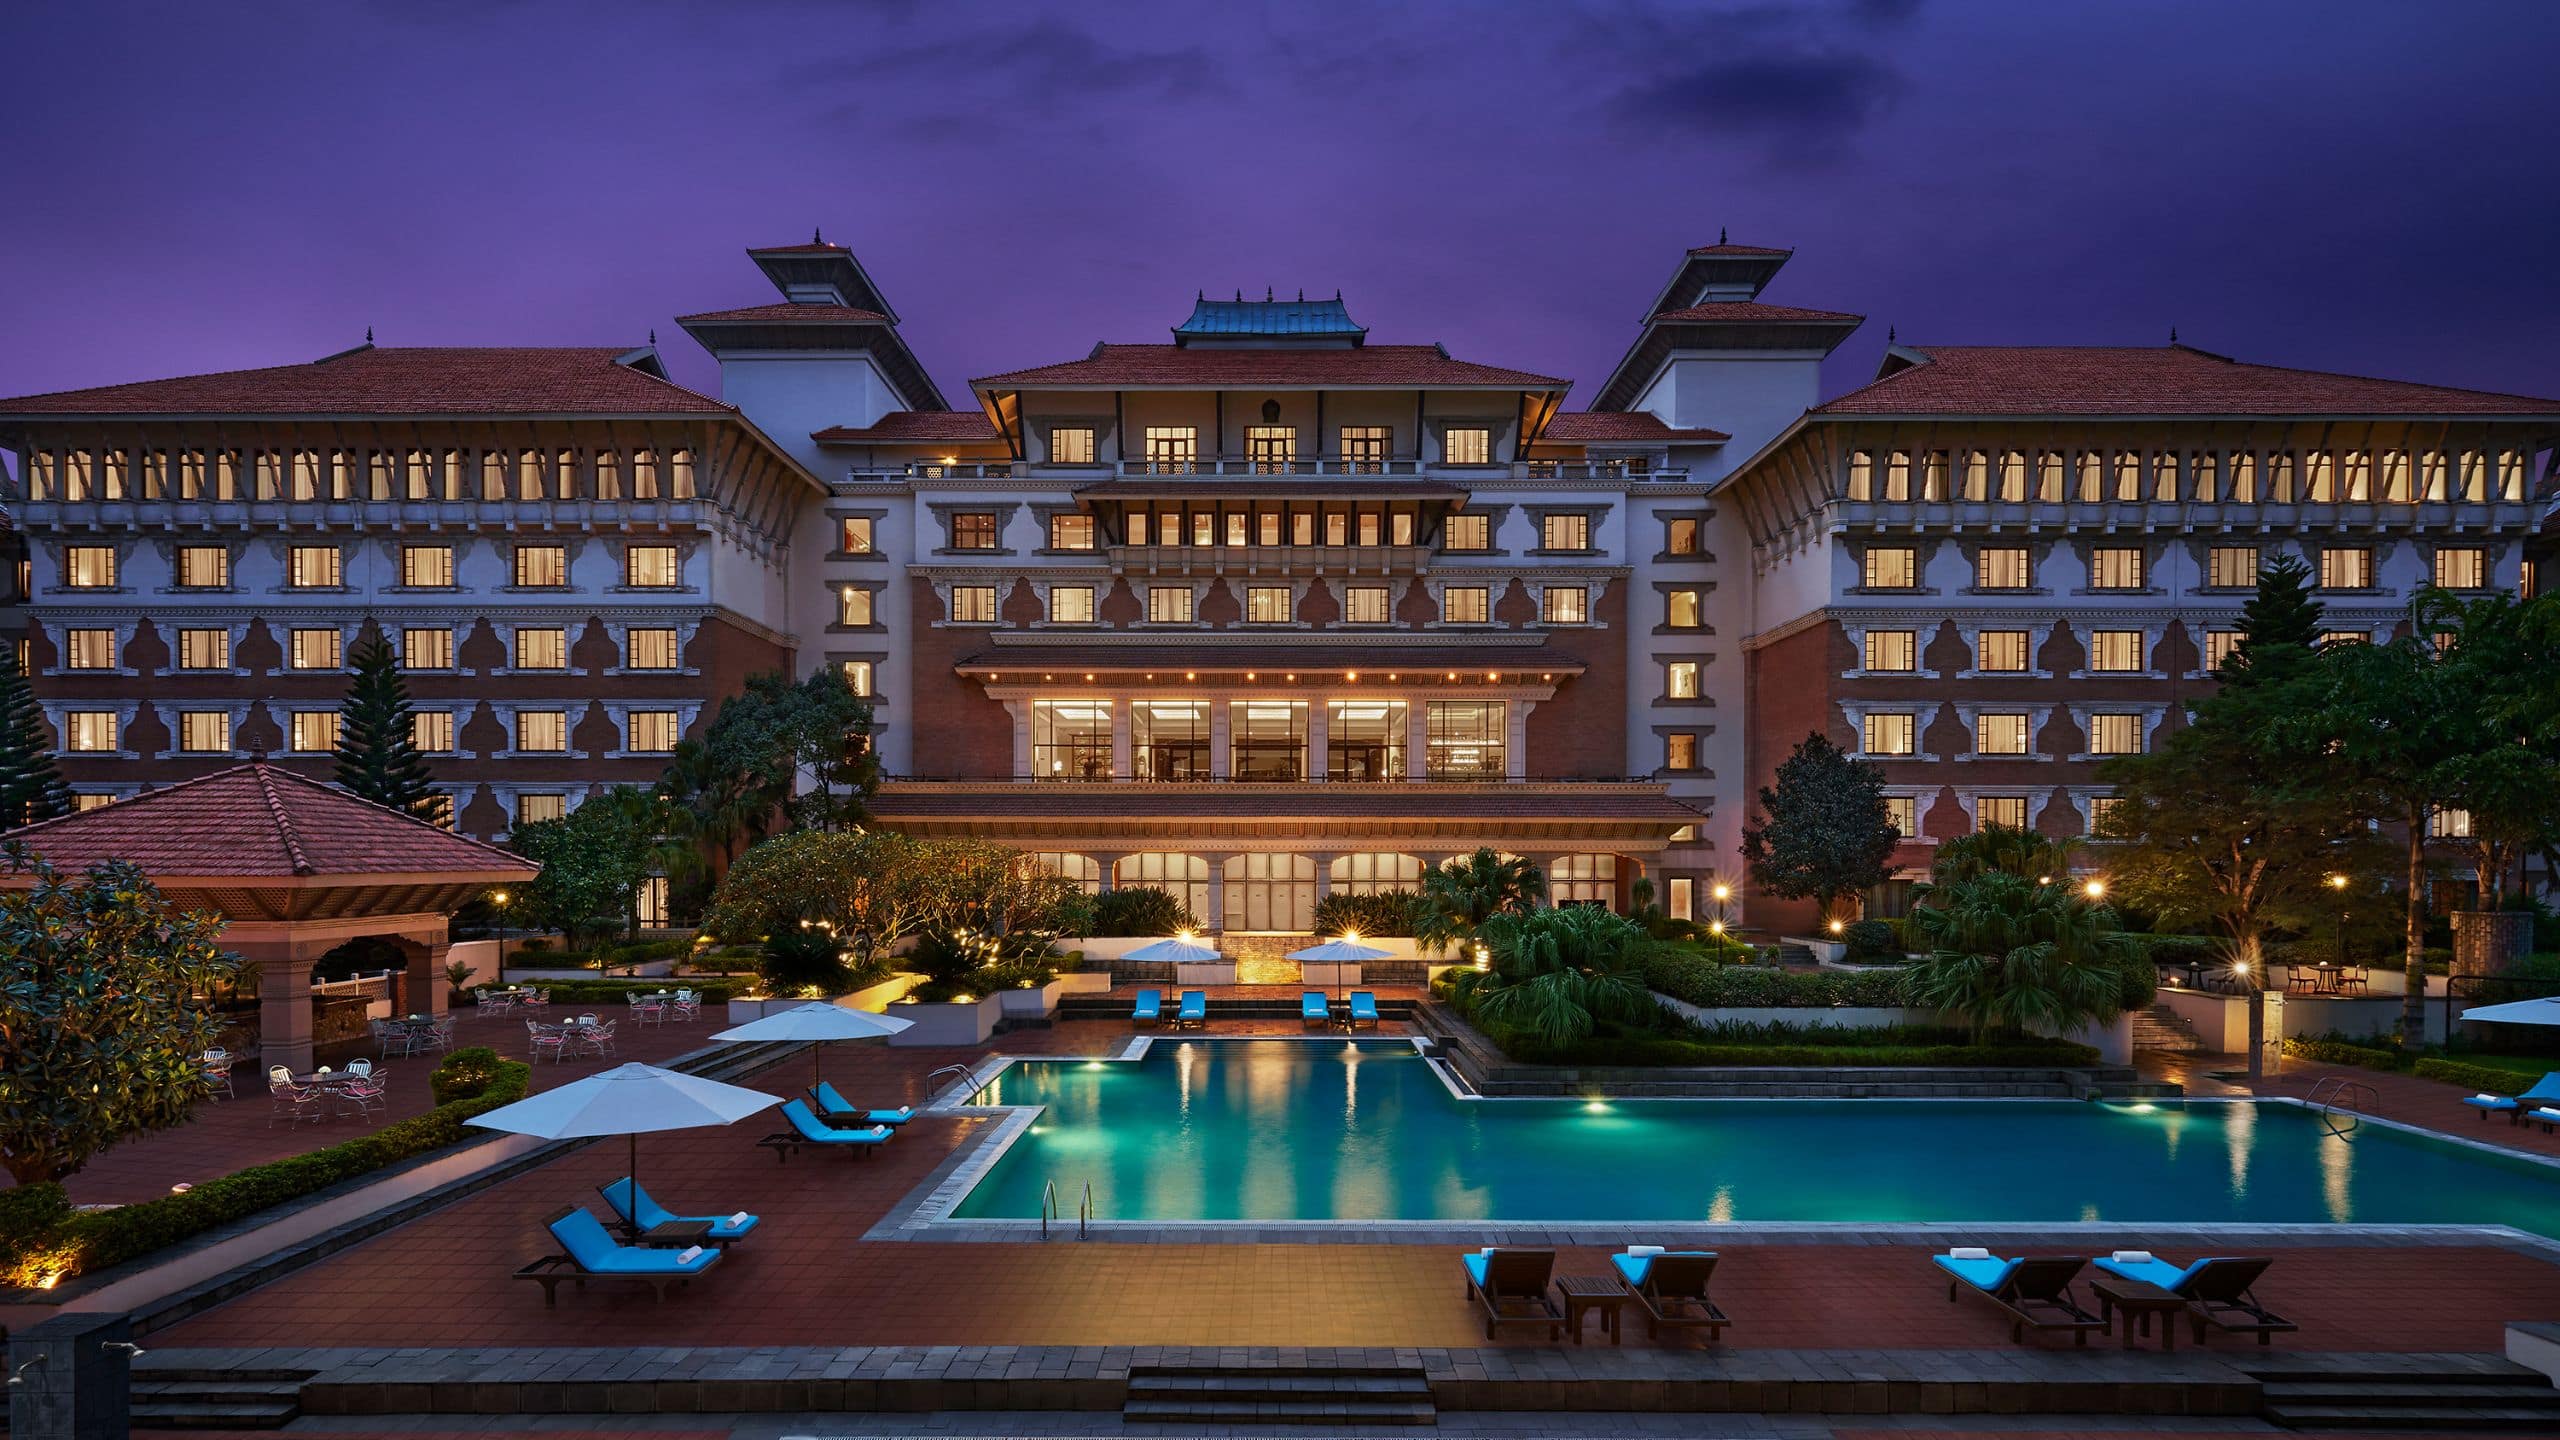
[950,1039,2560,1233]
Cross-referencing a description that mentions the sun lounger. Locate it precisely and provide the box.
[1348,990,1380,1029]
[755,1098,892,1162]
[2531,1106,2560,1133]
[598,1177,760,1247]
[1131,988,1163,1028]
[1301,991,1330,1029]
[2093,1252,2296,1346]
[1932,1250,2108,1345]
[1461,1247,1563,1340]
[808,1081,916,1128]
[1609,1248,1729,1342]
[1175,990,1207,1030]
[515,1205,719,1307]
[2470,1072,2560,1122]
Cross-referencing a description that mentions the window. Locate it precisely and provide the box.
[1192,512,1216,547]
[1225,512,1249,547]
[1246,585,1292,623]
[1862,546,1919,589]
[2088,546,2145,590]
[1539,512,1591,551]
[949,585,997,623]
[627,628,681,670]
[412,711,454,754]
[1975,547,2030,590]
[63,547,117,588]
[2319,546,2374,590]
[839,517,875,553]
[2207,546,2260,588]
[2086,630,2145,672]
[1425,700,1505,777]
[1224,852,1317,932]
[518,793,567,826]
[1665,589,1704,628]
[513,628,567,671]
[627,711,681,754]
[2435,546,2487,590]
[1049,586,1096,624]
[65,712,120,752]
[420,793,456,831]
[2087,713,2145,755]
[1049,426,1096,465]
[1444,514,1491,552]
[839,588,875,626]
[1883,795,1917,837]
[1976,713,2031,755]
[1665,660,1701,699]
[636,874,670,926]
[172,546,224,589]
[402,545,454,587]
[1664,732,1698,770]
[1862,629,1917,673]
[177,628,230,670]
[1541,586,1588,625]
[1146,586,1194,623]
[64,629,116,670]
[1245,425,1297,473]
[1976,630,2031,672]
[1143,426,1197,473]
[1327,700,1407,781]
[178,711,233,753]
[950,512,999,550]
[1862,712,1916,756]
[1338,426,1388,473]
[1131,701,1211,780]
[514,545,567,587]
[1665,517,1701,556]
[289,628,343,671]
[1441,586,1489,624]
[1026,700,1113,780]
[2204,629,2242,671]
[2430,807,2475,839]
[1976,795,2029,831]
[73,793,114,813]
[1323,511,1348,546]
[402,627,453,671]
[1048,514,1094,550]
[625,545,680,587]
[516,710,568,753]
[1343,584,1390,624]
[1444,427,1491,465]
[287,546,341,588]
[2088,795,2127,836]
[1229,700,1308,780]
[2320,629,2371,648]
[289,712,340,754]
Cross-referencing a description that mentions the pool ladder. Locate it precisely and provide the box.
[1042,1179,1094,1239]
[2305,1075,2378,1136]
[927,1063,977,1098]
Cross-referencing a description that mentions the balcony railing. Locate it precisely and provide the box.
[853,458,1691,484]
[1106,542,1434,576]
[883,773,1673,787]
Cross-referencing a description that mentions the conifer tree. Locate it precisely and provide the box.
[2219,551,2320,685]
[0,645,71,829]
[333,634,435,816]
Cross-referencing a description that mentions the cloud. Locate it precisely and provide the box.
[785,16,1220,141]
[1615,49,1901,145]
[1580,0,1913,162]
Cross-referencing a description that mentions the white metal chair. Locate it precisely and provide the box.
[670,989,700,1022]
[527,1019,568,1064]
[345,1058,374,1079]
[268,1076,323,1127]
[578,1019,619,1059]
[200,1048,234,1098]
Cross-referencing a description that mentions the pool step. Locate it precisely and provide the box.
[2251,1360,2560,1431]
[1123,1364,1435,1426]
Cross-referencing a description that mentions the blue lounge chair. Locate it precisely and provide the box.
[1131,988,1163,1028]
[1301,991,1330,1029]
[1348,991,1381,1030]
[756,1098,892,1162]
[1609,1250,1729,1342]
[1461,1247,1562,1340]
[808,1081,915,1128]
[2092,1253,2296,1346]
[1175,990,1207,1030]
[598,1177,760,1246]
[2463,1071,2560,1123]
[516,1205,719,1307]
[1932,1251,2106,1345]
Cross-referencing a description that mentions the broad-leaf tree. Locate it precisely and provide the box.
[1457,904,1653,1047]
[0,854,245,1185]
[2413,587,2560,909]
[509,793,653,947]
[1740,731,1899,928]
[334,634,435,817]
[0,646,70,829]
[1414,847,1545,956]
[1905,869,2137,1045]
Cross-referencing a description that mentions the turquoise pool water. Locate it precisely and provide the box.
[951,1039,2560,1231]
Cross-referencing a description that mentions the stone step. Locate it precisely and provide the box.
[1130,1373,1432,1397]
[1122,1399,1437,1426]
[129,1400,301,1430]
[2263,1379,2560,1406]
[2264,1401,2560,1430]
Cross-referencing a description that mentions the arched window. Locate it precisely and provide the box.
[1548,853,1619,909]
[1329,852,1422,895]
[1224,853,1314,932]
[1114,853,1208,924]
[1028,852,1101,894]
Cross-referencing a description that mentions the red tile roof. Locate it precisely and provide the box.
[0,346,730,417]
[1818,345,2560,417]
[2,763,535,881]
[676,303,890,325]
[1685,242,1792,257]
[1540,412,1729,444]
[812,411,1001,444]
[975,344,1567,390]
[1650,301,1862,324]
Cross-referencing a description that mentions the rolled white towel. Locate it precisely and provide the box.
[2110,1249,2154,1264]
[1479,1246,1498,1257]
[1948,1246,1992,1261]
[727,1211,751,1227]
[2476,1093,2505,1104]
[677,1245,705,1264]
[869,1125,891,1139]
[1625,1244,1666,1257]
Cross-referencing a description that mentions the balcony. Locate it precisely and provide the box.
[867,775,1702,846]
[849,458,1691,485]
[1107,542,1433,577]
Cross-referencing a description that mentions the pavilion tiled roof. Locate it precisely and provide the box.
[871,782,1701,823]
[675,303,891,325]
[0,346,730,417]
[954,644,1582,675]
[1540,412,1729,444]
[1649,301,1863,325]
[3,763,534,881]
[1686,242,1792,258]
[975,344,1567,390]
[813,411,1001,444]
[1816,344,2560,417]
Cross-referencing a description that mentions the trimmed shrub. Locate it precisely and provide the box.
[2414,1057,2528,1094]
[1469,1014,2095,1069]
[1638,945,1911,1008]
[1842,919,1899,960]
[0,1182,71,1253]
[2279,1035,2408,1071]
[1090,886,1195,937]
[427,1046,509,1104]
[759,926,862,996]
[1312,890,1421,938]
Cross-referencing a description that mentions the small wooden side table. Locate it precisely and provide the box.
[2091,1277,2187,1350]
[1555,1273,1628,1346]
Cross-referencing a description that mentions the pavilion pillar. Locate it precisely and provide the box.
[401,929,453,1019]
[239,936,321,1076]
[1305,704,1329,782]
[1204,855,1228,935]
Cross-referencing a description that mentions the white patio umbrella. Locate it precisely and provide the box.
[469,1061,779,1238]
[711,1000,915,1087]
[1288,935,1397,1012]
[1120,934,1223,965]
[2457,997,2560,1026]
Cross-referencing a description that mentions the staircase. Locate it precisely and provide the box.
[1122,1363,1435,1427]
[129,1368,307,1429]
[2249,1355,2560,1431]
[2131,1002,2206,1054]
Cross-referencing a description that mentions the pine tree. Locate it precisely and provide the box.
[2220,552,2321,686]
[0,645,71,830]
[334,634,435,816]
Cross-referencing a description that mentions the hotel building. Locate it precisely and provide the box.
[2,238,2553,932]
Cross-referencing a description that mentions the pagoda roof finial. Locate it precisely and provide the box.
[1886,325,1896,345]
[1719,225,1728,244]
[2169,324,2179,345]
[813,225,824,245]
[364,325,373,344]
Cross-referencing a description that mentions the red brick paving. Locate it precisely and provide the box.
[2144,1049,2560,1163]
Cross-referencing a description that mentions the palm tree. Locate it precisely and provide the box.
[1928,824,2081,884]
[1459,904,1653,1047]
[1904,870,2137,1043]
[1414,848,1545,956]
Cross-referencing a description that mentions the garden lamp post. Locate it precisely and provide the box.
[1712,882,1733,940]
[2328,873,2350,971]
[492,889,511,982]
[2236,955,2266,1081]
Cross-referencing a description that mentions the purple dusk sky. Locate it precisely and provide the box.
[5,1,2557,414]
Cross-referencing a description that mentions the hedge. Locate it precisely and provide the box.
[2,1048,531,1290]
[2278,1036,2409,1071]
[1637,943,1912,1008]
[1311,890,1421,938]
[1841,919,1899,960]
[2413,1057,2530,1094]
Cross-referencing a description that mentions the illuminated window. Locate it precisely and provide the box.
[1977,630,2031,672]
[65,711,119,752]
[402,627,454,671]
[2320,629,2370,648]
[1862,546,1918,589]
[420,793,455,830]
[514,546,567,587]
[1193,512,1216,547]
[64,629,116,670]
[1664,732,1698,770]
[627,628,681,670]
[289,712,340,754]
[636,874,670,925]
[64,547,117,588]
[1445,514,1491,551]
[73,793,114,812]
[1975,547,2030,589]
[1665,589,1703,628]
[1048,514,1095,550]
[1049,427,1096,465]
[1246,425,1296,473]
[1338,426,1388,473]
[177,628,230,670]
[1258,512,1283,545]
[1147,586,1194,623]
[2088,546,2145,590]
[1444,427,1491,465]
[518,793,567,825]
[2088,796,2126,835]
[840,517,874,553]
[178,711,233,753]
[2204,630,2242,671]
[1230,700,1309,780]
[2087,713,2145,755]
[1977,795,2029,830]
[1539,513,1591,551]
[2319,546,2373,590]
[1975,713,2031,755]
[1863,629,1917,672]
[1326,701,1408,781]
[1425,700,1505,777]
[2207,546,2260,588]
[1441,586,1489,624]
[513,628,566,671]
[839,588,875,626]
[1343,585,1390,624]
[1862,712,1916,756]
[1324,511,1349,546]
[2430,807,2474,839]
[2434,546,2487,590]
[1542,586,1588,624]
[627,711,681,754]
[1666,517,1701,555]
[402,545,454,587]
[1666,661,1702,699]
[950,512,999,550]
[412,711,454,754]
[289,629,343,671]
[1246,586,1292,623]
[1226,512,1249,547]
[1049,586,1096,624]
[287,546,341,588]
[841,661,874,696]
[1884,795,1917,836]
[516,710,568,753]
[2087,630,2145,672]
[625,545,680,587]
[1143,426,1198,474]
[949,585,997,623]
[1033,700,1114,779]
